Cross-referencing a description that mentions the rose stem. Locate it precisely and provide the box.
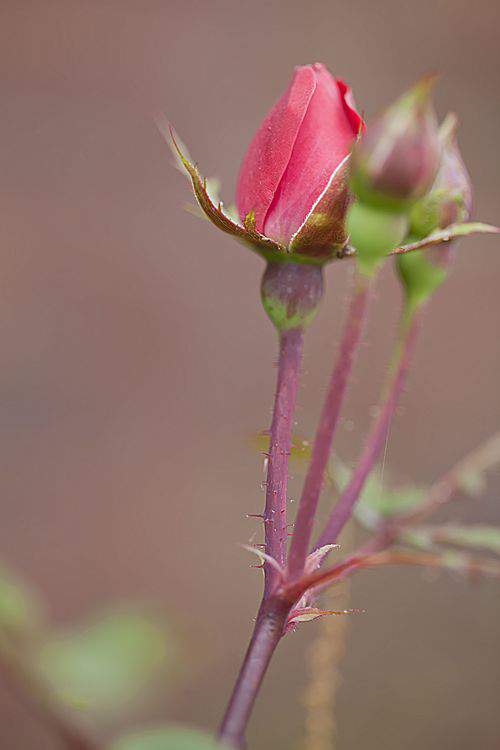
[287,272,371,580]
[218,596,290,748]
[219,326,304,746]
[314,305,422,551]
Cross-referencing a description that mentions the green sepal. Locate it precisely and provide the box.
[163,120,356,267]
[347,201,408,276]
[396,250,447,311]
[288,155,351,259]
[392,221,499,257]
[166,124,284,258]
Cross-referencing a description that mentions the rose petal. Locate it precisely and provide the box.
[236,66,316,233]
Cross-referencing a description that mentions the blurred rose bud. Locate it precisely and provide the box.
[351,77,441,211]
[397,115,474,308]
[237,63,363,250]
[409,113,473,239]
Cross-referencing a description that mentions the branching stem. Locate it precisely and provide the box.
[288,273,371,579]
[314,305,422,550]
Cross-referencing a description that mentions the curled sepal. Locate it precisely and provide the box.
[288,155,351,258]
[304,544,339,574]
[163,122,286,259]
[392,221,500,257]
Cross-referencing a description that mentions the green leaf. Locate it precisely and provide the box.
[35,610,173,716]
[400,527,436,550]
[0,564,46,636]
[412,524,500,556]
[353,472,426,530]
[109,726,221,750]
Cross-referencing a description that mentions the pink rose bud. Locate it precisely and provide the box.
[351,76,441,211]
[409,113,473,239]
[236,63,363,250]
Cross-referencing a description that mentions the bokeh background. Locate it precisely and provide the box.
[1,1,500,748]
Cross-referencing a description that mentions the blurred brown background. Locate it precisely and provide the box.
[1,1,500,748]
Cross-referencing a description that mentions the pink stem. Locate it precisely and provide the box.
[262,327,304,596]
[314,308,422,550]
[218,596,290,748]
[287,274,371,579]
[218,327,304,746]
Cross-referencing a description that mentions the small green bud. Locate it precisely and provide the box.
[261,262,324,331]
[347,201,408,276]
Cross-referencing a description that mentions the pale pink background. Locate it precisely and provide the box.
[1,1,499,748]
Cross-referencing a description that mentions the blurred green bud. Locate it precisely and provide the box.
[351,76,441,212]
[409,113,473,239]
[261,262,324,331]
[347,201,408,276]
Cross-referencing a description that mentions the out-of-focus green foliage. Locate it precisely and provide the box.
[354,474,425,529]
[406,524,500,555]
[0,564,46,636]
[35,610,173,716]
[109,726,222,750]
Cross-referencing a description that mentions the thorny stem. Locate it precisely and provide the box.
[287,273,371,580]
[220,258,498,746]
[262,327,304,597]
[218,327,304,747]
[314,305,422,550]
[0,630,98,750]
